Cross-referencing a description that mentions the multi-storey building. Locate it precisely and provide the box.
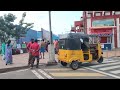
[71,11,120,50]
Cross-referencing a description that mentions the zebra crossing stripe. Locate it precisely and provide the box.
[84,67,120,79]
[99,65,120,71]
[38,69,54,79]
[110,70,120,74]
[31,70,44,79]
[104,59,112,60]
[90,62,120,68]
[103,60,119,63]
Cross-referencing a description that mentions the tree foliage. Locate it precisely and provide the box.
[13,12,34,42]
[0,13,16,41]
[0,12,34,43]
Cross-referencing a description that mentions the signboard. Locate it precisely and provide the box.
[42,28,50,41]
[92,19,114,27]
[90,29,112,34]
[101,44,104,48]
[22,44,26,48]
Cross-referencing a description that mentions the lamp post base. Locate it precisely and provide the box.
[47,44,57,66]
[46,60,58,66]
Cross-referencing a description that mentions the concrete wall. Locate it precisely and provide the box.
[19,29,37,43]
[87,18,91,34]
[116,18,120,48]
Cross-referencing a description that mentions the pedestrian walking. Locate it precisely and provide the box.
[27,38,34,66]
[54,39,58,54]
[30,39,40,69]
[40,39,46,59]
[46,41,50,52]
[1,39,6,60]
[5,40,13,65]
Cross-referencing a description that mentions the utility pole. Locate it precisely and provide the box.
[47,11,57,65]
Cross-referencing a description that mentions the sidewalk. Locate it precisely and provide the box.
[0,52,58,73]
[0,50,120,73]
[103,50,120,58]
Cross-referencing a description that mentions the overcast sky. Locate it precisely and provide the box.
[0,11,83,35]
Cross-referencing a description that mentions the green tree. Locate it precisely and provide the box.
[0,12,34,44]
[13,12,34,43]
[0,13,16,41]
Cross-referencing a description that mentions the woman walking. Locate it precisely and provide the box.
[5,40,13,65]
[1,39,6,60]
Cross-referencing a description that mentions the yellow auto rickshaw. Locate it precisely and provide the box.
[58,33,103,70]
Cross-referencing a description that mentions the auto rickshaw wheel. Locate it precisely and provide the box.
[97,56,103,63]
[61,61,67,66]
[70,61,79,70]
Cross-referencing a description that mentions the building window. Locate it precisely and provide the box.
[107,37,111,43]
[76,26,79,30]
[115,11,120,15]
[105,12,110,15]
[96,13,101,16]
[100,37,107,43]
[87,14,91,17]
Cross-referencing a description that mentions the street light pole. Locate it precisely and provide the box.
[47,11,57,65]
[49,11,53,44]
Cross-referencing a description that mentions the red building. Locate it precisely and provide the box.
[71,20,84,33]
[71,11,120,50]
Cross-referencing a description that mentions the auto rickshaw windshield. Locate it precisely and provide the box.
[59,38,81,50]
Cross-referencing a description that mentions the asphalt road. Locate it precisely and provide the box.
[0,57,120,79]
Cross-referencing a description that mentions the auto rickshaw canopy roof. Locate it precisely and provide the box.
[60,33,89,39]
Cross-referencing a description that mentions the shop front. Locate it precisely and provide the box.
[89,26,116,50]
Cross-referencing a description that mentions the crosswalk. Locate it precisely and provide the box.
[87,58,120,78]
[43,67,106,79]
[38,57,120,79]
[31,69,54,79]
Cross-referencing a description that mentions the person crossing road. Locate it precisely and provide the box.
[27,39,34,66]
[30,39,40,69]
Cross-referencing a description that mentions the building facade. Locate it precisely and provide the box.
[19,29,38,44]
[71,11,120,50]
[20,28,59,43]
[41,28,59,41]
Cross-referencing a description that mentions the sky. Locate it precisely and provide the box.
[0,11,83,35]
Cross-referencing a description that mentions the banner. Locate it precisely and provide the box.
[22,44,26,48]
[92,19,114,27]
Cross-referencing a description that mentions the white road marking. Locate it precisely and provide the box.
[104,59,112,61]
[90,62,120,68]
[0,69,29,75]
[103,60,119,63]
[16,69,29,72]
[110,70,120,74]
[99,65,120,71]
[31,70,44,79]
[84,67,120,79]
[38,69,53,79]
